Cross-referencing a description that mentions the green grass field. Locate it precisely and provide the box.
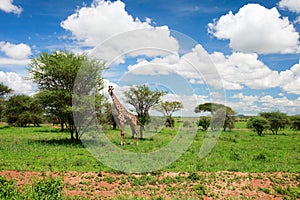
[0,121,299,173]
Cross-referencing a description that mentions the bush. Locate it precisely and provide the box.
[247,116,269,136]
[197,117,210,131]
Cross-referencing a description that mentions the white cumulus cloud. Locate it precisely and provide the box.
[279,60,300,94]
[0,0,22,15]
[61,0,179,63]
[0,41,32,59]
[208,3,300,54]
[0,71,33,94]
[278,0,300,13]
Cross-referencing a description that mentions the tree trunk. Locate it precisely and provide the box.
[60,123,64,132]
[139,125,144,139]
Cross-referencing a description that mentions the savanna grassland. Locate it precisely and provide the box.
[0,120,299,199]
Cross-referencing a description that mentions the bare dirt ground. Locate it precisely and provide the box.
[0,170,299,199]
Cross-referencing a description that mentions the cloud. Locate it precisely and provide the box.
[0,71,33,94]
[61,0,179,63]
[0,58,30,65]
[228,92,300,115]
[279,60,300,94]
[0,42,32,59]
[211,52,280,90]
[127,46,281,90]
[0,0,22,15]
[278,0,300,13]
[208,3,300,54]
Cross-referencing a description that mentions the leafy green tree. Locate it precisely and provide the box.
[0,83,13,97]
[259,111,290,134]
[29,50,105,142]
[290,115,300,131]
[124,84,167,138]
[157,101,183,128]
[0,83,13,121]
[95,94,116,129]
[5,94,43,127]
[194,103,236,131]
[197,116,211,131]
[247,116,269,136]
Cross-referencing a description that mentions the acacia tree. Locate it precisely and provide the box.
[197,116,210,131]
[157,101,183,128]
[194,102,236,131]
[290,115,300,131]
[5,94,43,127]
[124,84,166,138]
[29,50,105,142]
[259,111,289,135]
[247,116,269,136]
[0,83,12,121]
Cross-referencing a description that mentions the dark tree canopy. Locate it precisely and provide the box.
[290,115,300,131]
[194,102,236,131]
[0,83,13,121]
[29,50,105,142]
[247,116,270,136]
[259,111,289,135]
[5,94,43,127]
[124,84,167,138]
[0,83,13,98]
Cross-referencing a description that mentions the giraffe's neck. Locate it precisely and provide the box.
[110,93,126,113]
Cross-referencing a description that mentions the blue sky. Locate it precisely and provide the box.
[0,0,300,116]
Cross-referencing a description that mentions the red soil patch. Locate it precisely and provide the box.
[0,170,299,199]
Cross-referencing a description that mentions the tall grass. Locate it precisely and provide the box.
[0,122,299,173]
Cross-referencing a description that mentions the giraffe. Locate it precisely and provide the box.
[108,86,139,145]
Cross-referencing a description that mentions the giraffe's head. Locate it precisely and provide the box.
[108,86,114,96]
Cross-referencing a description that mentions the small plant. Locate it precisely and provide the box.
[193,184,207,196]
[0,176,18,199]
[258,187,271,194]
[187,172,201,181]
[253,153,267,161]
[26,177,63,200]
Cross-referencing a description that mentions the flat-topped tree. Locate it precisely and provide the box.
[194,102,236,131]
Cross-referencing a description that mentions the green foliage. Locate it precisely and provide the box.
[0,82,12,98]
[197,116,210,131]
[124,84,167,138]
[0,83,12,122]
[290,115,300,131]
[29,50,106,142]
[157,101,183,128]
[5,94,43,127]
[0,124,299,173]
[27,177,63,200]
[195,102,236,131]
[260,111,290,134]
[247,116,270,136]
[0,176,18,199]
[0,176,63,200]
[193,184,207,196]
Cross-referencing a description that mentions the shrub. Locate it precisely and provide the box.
[0,176,18,199]
[26,177,63,200]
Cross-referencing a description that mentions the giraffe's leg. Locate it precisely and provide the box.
[120,130,124,145]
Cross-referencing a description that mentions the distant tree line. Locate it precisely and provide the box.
[1,50,299,143]
[247,111,300,136]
